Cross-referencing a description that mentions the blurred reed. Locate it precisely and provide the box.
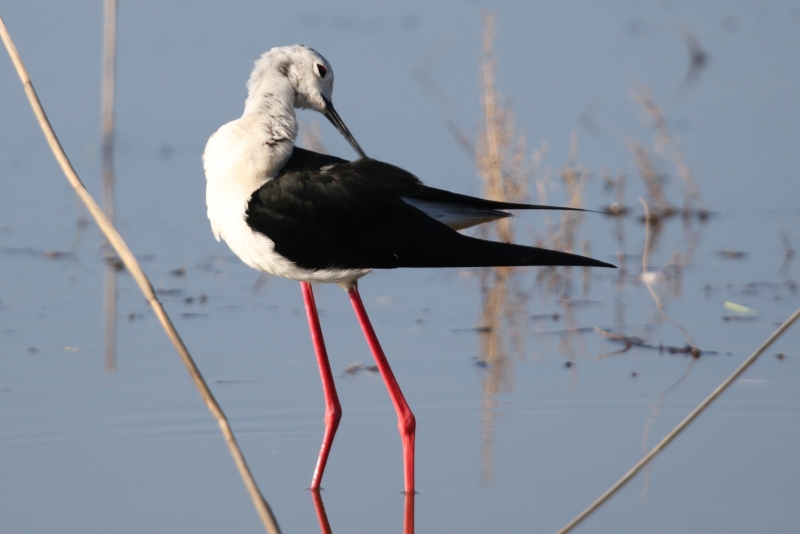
[473,13,532,484]
[101,0,117,372]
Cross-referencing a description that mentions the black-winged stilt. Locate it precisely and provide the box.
[203,45,614,494]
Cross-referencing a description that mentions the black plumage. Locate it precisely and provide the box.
[245,148,615,271]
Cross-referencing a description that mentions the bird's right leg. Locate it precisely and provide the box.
[301,282,342,490]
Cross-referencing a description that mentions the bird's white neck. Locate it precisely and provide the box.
[204,74,299,245]
[242,74,298,147]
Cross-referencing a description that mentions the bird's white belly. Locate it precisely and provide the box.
[220,215,370,284]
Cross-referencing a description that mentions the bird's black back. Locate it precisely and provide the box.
[245,148,614,271]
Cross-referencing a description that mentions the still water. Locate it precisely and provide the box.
[1,1,799,532]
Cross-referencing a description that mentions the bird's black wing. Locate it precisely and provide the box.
[247,149,614,270]
[407,186,590,212]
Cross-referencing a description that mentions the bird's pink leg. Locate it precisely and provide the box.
[301,282,342,490]
[347,284,416,494]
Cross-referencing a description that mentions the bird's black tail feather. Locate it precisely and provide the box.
[395,233,616,269]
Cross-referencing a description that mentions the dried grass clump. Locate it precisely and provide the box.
[629,83,707,220]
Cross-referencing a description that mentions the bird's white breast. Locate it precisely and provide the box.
[203,117,369,284]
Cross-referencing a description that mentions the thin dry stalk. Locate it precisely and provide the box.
[0,17,281,534]
[627,139,674,218]
[631,84,706,213]
[557,305,800,533]
[476,12,529,243]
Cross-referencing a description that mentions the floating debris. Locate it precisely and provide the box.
[343,363,379,375]
[530,312,561,321]
[106,257,124,271]
[723,301,757,316]
[42,250,74,260]
[155,288,183,297]
[595,327,705,358]
[722,315,758,322]
[453,325,493,333]
[717,250,747,260]
[180,312,208,319]
[601,202,630,216]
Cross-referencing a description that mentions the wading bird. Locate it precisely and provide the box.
[203,45,614,494]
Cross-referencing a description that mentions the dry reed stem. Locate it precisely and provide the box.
[0,16,281,534]
[557,305,800,533]
[474,12,533,484]
[631,84,705,212]
[627,139,674,217]
[476,12,528,244]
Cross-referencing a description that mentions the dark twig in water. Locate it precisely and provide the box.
[595,328,707,359]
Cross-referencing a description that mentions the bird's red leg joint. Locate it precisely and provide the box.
[347,284,416,494]
[301,282,342,490]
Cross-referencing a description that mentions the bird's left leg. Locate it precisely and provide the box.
[301,282,342,490]
[344,281,416,494]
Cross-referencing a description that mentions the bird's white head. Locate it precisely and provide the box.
[247,45,332,113]
[245,45,366,158]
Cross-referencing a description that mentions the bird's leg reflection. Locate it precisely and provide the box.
[311,488,332,534]
[310,488,415,534]
[301,282,342,490]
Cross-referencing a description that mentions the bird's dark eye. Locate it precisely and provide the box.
[317,64,327,78]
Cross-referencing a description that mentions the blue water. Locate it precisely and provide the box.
[1,1,799,532]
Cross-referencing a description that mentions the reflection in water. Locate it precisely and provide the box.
[468,20,714,485]
[101,0,118,372]
[311,490,332,534]
[311,489,414,534]
[676,25,709,93]
[473,13,532,485]
[779,230,795,277]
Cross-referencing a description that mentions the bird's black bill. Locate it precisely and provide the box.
[322,96,367,159]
